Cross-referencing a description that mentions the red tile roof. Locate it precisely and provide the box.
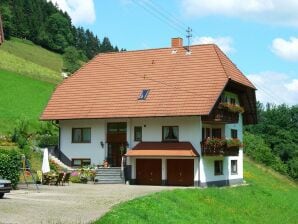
[41,43,255,120]
[125,142,199,157]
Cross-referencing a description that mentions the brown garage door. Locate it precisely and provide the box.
[136,159,162,185]
[167,159,194,186]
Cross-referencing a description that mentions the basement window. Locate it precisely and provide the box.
[138,89,150,100]
[72,158,91,167]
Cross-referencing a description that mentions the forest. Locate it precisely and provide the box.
[0,0,120,72]
[245,103,298,180]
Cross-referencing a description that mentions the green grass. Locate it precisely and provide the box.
[0,38,62,83]
[95,158,298,224]
[0,69,55,134]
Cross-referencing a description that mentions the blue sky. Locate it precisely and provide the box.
[50,0,298,105]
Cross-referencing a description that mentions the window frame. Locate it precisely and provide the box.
[162,126,179,142]
[214,160,223,176]
[231,160,238,175]
[231,129,238,139]
[71,158,91,167]
[230,98,236,105]
[72,128,91,143]
[134,126,142,141]
[138,89,150,100]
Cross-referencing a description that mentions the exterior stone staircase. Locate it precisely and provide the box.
[94,167,124,184]
[49,154,73,171]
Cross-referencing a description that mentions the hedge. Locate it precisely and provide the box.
[0,148,22,189]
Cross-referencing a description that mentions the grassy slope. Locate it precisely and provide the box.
[0,70,55,133]
[0,38,62,83]
[96,158,298,224]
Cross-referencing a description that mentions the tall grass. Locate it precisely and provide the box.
[95,158,298,224]
[0,38,62,83]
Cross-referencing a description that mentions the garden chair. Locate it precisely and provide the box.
[42,174,51,185]
[55,173,64,186]
[62,172,71,186]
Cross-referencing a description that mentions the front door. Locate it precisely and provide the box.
[107,143,126,167]
[107,122,127,167]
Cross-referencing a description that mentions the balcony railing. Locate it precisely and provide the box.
[200,138,240,156]
[201,108,239,123]
[202,102,244,124]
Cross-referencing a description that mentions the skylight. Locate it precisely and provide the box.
[138,89,150,100]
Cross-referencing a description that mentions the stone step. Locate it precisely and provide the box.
[94,179,124,184]
[95,175,123,180]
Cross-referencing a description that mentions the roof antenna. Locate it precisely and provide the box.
[186,27,192,52]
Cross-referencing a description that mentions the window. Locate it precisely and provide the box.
[212,128,222,138]
[134,126,142,141]
[231,160,238,175]
[72,128,91,143]
[72,158,91,167]
[138,89,150,100]
[214,160,223,175]
[162,126,179,141]
[202,127,211,140]
[107,122,127,133]
[230,98,236,105]
[231,129,238,138]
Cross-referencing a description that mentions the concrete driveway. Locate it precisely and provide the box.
[0,184,171,224]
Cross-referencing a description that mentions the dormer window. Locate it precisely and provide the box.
[138,89,150,100]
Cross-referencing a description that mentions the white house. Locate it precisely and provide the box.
[41,38,257,187]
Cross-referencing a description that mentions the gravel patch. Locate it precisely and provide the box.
[0,183,172,224]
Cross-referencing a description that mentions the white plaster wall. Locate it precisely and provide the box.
[129,116,202,151]
[60,119,106,165]
[200,92,244,184]
[60,116,202,167]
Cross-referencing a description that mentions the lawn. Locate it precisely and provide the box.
[0,38,62,83]
[0,70,55,134]
[95,158,298,224]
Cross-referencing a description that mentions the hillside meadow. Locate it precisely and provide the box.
[0,38,62,83]
[95,157,298,224]
[0,70,55,133]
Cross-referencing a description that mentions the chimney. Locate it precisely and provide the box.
[171,37,183,48]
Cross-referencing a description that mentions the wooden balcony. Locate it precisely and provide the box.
[201,108,239,124]
[200,139,239,156]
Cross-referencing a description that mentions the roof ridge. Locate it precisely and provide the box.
[213,45,230,80]
[214,45,256,88]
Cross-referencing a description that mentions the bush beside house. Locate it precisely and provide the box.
[0,148,21,188]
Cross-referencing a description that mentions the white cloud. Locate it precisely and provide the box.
[181,0,298,27]
[247,72,298,105]
[192,36,234,54]
[271,37,298,62]
[48,0,96,24]
[285,79,298,92]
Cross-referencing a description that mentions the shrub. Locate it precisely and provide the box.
[49,159,62,173]
[36,122,58,148]
[0,148,22,188]
[37,134,58,148]
[70,171,81,183]
[11,118,31,149]
[244,132,287,174]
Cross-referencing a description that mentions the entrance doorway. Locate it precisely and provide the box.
[107,122,127,167]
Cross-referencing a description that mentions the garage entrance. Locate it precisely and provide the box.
[167,159,194,186]
[136,159,162,185]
